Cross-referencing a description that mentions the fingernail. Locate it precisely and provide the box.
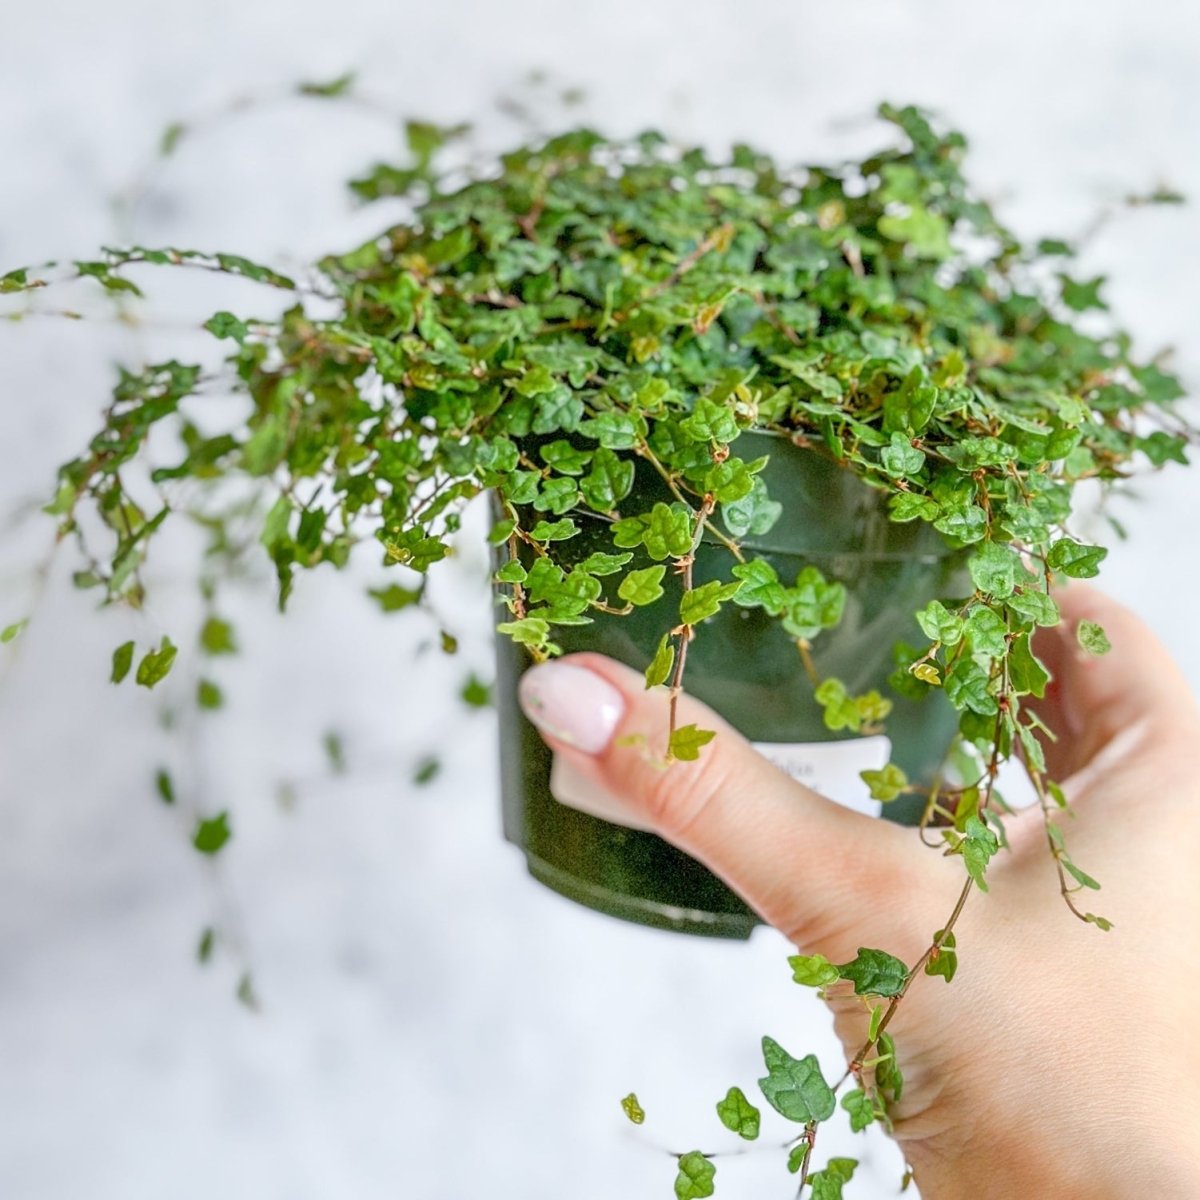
[518,661,625,755]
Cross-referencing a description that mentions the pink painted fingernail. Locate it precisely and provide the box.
[518,662,625,755]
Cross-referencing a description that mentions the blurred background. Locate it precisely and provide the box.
[1,2,1197,1197]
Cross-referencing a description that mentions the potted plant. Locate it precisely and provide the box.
[3,97,1191,1193]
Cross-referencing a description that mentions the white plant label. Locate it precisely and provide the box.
[750,735,892,818]
[549,734,891,828]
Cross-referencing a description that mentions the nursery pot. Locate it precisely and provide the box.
[495,430,964,938]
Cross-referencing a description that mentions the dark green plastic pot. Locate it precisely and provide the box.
[495,431,963,938]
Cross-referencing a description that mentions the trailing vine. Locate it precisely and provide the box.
[2,89,1193,1194]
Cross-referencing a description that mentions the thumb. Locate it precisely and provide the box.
[1031,583,1199,780]
[517,653,912,951]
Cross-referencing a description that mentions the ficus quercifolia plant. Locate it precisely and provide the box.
[2,80,1193,1195]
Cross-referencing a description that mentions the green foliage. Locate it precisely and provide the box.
[679,580,742,626]
[860,763,908,802]
[837,948,909,998]
[136,637,177,688]
[1077,619,1112,655]
[875,1032,904,1105]
[925,930,958,983]
[460,674,492,707]
[840,1089,875,1133]
[758,1037,836,1124]
[787,953,840,988]
[111,640,135,683]
[619,565,666,607]
[154,768,175,805]
[1,618,28,643]
[809,1158,858,1199]
[192,812,231,855]
[715,1085,761,1140]
[644,634,675,688]
[668,724,716,762]
[673,1152,715,1200]
[620,1092,645,1125]
[960,815,1000,891]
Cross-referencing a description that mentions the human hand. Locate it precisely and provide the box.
[517,585,1200,1199]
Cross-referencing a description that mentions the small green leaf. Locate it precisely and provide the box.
[730,559,787,613]
[962,814,999,891]
[197,926,215,963]
[924,929,958,983]
[809,1157,858,1199]
[580,446,635,510]
[199,616,237,655]
[879,202,952,257]
[497,617,551,648]
[1063,859,1101,890]
[192,811,231,855]
[968,542,1019,598]
[159,121,187,156]
[933,504,988,544]
[815,677,861,731]
[527,517,579,542]
[868,1003,885,1041]
[1006,589,1060,627]
[111,640,135,683]
[577,551,632,576]
[1,618,28,644]
[413,756,440,786]
[860,763,908,802]
[369,583,423,611]
[235,971,259,1011]
[781,567,846,640]
[1077,619,1111,655]
[875,1031,904,1102]
[487,517,516,545]
[618,565,666,607]
[460,674,492,708]
[495,560,527,585]
[323,731,346,774]
[679,579,741,626]
[298,71,357,97]
[203,311,248,344]
[915,600,964,646]
[837,948,909,998]
[154,768,175,805]
[1047,537,1107,579]
[644,634,675,688]
[674,1152,715,1200]
[620,1092,645,1125]
[1008,633,1050,699]
[841,1089,875,1133]
[945,657,997,716]
[757,1036,835,1123]
[786,1144,808,1175]
[880,431,925,478]
[715,1085,760,1140]
[1059,274,1107,312]
[668,724,716,762]
[788,953,840,988]
[136,637,178,689]
[197,679,223,710]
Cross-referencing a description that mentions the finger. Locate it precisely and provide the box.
[517,653,916,952]
[1030,583,1199,780]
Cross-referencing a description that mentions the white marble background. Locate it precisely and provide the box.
[1,2,1198,1198]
